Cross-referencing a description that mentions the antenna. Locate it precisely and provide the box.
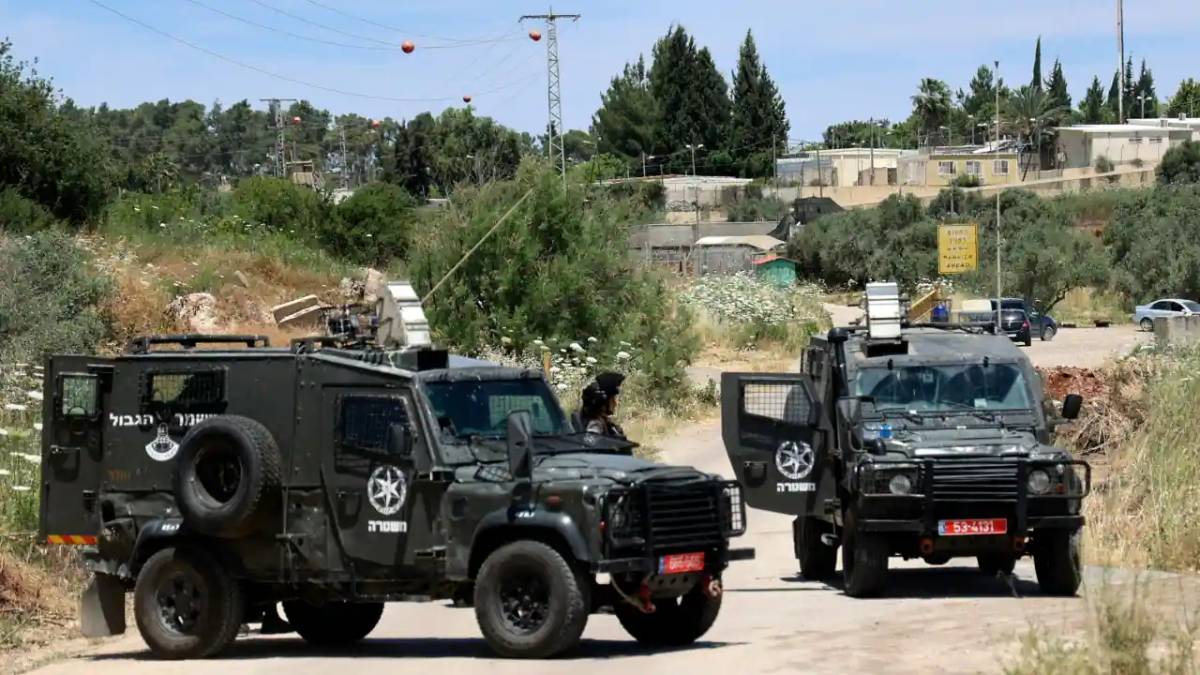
[259,98,297,178]
[520,9,581,185]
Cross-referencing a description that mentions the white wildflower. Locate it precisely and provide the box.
[617,351,631,361]
[3,403,26,412]
[587,337,598,344]
[11,486,30,492]
[26,390,42,401]
[540,345,550,351]
[585,356,598,365]
[18,453,40,464]
[159,222,167,228]
[0,469,10,476]
[500,336,512,345]
[32,423,42,431]
[533,339,544,347]
[0,429,7,436]
[569,342,585,353]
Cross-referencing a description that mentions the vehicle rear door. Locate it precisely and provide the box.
[39,356,113,544]
[322,386,434,569]
[721,372,825,516]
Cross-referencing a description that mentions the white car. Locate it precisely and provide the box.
[1133,298,1200,331]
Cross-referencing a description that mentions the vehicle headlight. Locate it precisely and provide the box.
[608,494,630,531]
[1027,469,1052,495]
[888,473,913,495]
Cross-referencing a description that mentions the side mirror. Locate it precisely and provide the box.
[507,411,534,482]
[1061,394,1083,421]
[387,424,413,457]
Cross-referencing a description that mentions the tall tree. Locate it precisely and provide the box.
[386,113,434,198]
[590,56,658,161]
[728,30,789,177]
[1006,85,1066,178]
[1031,36,1043,91]
[911,78,953,145]
[1045,59,1070,110]
[1133,59,1158,117]
[1080,76,1106,123]
[649,26,730,171]
[1167,79,1200,118]
[963,64,996,118]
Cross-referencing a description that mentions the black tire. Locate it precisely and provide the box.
[473,541,589,659]
[174,416,281,537]
[977,554,1017,576]
[282,600,384,646]
[133,547,244,659]
[1041,325,1057,342]
[794,517,837,580]
[1034,529,1082,596]
[1140,318,1154,332]
[1023,330,1033,347]
[615,582,721,647]
[842,510,887,598]
[923,554,951,566]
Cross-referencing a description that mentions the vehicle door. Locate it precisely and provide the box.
[322,387,434,569]
[1150,300,1174,318]
[721,372,824,516]
[39,357,113,543]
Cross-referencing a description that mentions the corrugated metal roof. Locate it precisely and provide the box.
[628,222,777,248]
[694,235,785,250]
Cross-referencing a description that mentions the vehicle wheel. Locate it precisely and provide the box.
[474,541,589,658]
[794,517,837,580]
[977,554,1017,576]
[841,510,887,598]
[923,554,951,566]
[1140,318,1154,332]
[615,582,721,646]
[1034,530,1082,596]
[282,600,384,646]
[1023,331,1033,347]
[133,547,244,659]
[1041,325,1057,342]
[174,416,282,537]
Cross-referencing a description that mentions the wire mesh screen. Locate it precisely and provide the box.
[339,395,407,454]
[148,371,225,409]
[741,382,812,425]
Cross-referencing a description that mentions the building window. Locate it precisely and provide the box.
[1149,137,1162,144]
[965,160,982,176]
[937,161,956,176]
[1130,137,1143,144]
[993,159,1010,175]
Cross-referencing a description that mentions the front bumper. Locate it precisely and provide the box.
[853,458,1090,537]
[594,546,756,575]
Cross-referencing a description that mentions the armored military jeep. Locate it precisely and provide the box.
[721,283,1088,597]
[39,284,752,659]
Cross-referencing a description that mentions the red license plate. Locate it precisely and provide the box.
[659,552,706,574]
[938,518,1008,536]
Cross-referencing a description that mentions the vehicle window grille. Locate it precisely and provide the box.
[338,395,407,454]
[60,374,98,417]
[645,482,724,551]
[145,370,225,413]
[931,462,1019,502]
[742,382,811,425]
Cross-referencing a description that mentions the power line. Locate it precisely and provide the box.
[182,0,401,52]
[87,0,538,104]
[299,0,514,45]
[249,0,516,50]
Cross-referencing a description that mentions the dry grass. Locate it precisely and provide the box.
[1055,287,1131,326]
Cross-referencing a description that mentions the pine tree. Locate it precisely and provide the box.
[963,64,996,117]
[1106,71,1121,119]
[648,25,730,173]
[590,55,658,160]
[1080,76,1106,123]
[1167,79,1200,118]
[1031,37,1043,91]
[1134,59,1158,117]
[729,30,789,177]
[1045,59,1070,110]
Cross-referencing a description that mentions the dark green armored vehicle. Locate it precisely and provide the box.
[39,283,751,659]
[721,282,1088,597]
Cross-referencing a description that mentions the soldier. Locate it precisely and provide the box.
[580,372,626,439]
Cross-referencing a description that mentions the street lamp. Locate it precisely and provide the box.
[1137,94,1149,118]
[1028,117,1041,178]
[976,122,989,147]
[939,125,952,146]
[968,114,975,144]
[685,143,704,176]
[641,152,656,178]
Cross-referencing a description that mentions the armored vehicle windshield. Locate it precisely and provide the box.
[425,376,568,439]
[854,362,1033,416]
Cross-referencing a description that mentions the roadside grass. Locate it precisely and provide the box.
[1081,347,1200,571]
[1054,287,1130,326]
[682,275,829,355]
[1005,577,1199,675]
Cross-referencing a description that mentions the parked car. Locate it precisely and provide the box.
[960,298,1058,345]
[1133,298,1200,331]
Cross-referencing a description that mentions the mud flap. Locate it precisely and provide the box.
[721,372,823,516]
[80,574,126,638]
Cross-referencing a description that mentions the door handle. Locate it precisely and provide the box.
[50,445,81,457]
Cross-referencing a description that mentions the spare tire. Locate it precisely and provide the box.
[173,416,281,537]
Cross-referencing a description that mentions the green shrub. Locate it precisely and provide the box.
[231,177,331,235]
[0,187,56,233]
[327,182,417,265]
[1095,155,1115,173]
[1104,185,1200,301]
[1157,140,1200,185]
[0,231,112,361]
[410,161,697,401]
[727,196,788,222]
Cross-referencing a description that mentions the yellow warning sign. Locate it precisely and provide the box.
[938,223,978,274]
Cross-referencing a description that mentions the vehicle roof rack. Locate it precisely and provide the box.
[125,334,271,354]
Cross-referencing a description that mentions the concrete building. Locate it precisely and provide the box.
[694,235,785,276]
[776,148,902,187]
[897,144,1020,186]
[1126,117,1200,142]
[1055,124,1190,170]
[629,222,777,274]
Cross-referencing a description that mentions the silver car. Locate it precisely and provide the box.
[1133,298,1200,331]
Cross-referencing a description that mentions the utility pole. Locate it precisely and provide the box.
[995,60,1003,334]
[869,117,876,186]
[259,98,297,178]
[687,143,703,176]
[1117,0,1125,124]
[521,9,581,186]
[339,125,350,190]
